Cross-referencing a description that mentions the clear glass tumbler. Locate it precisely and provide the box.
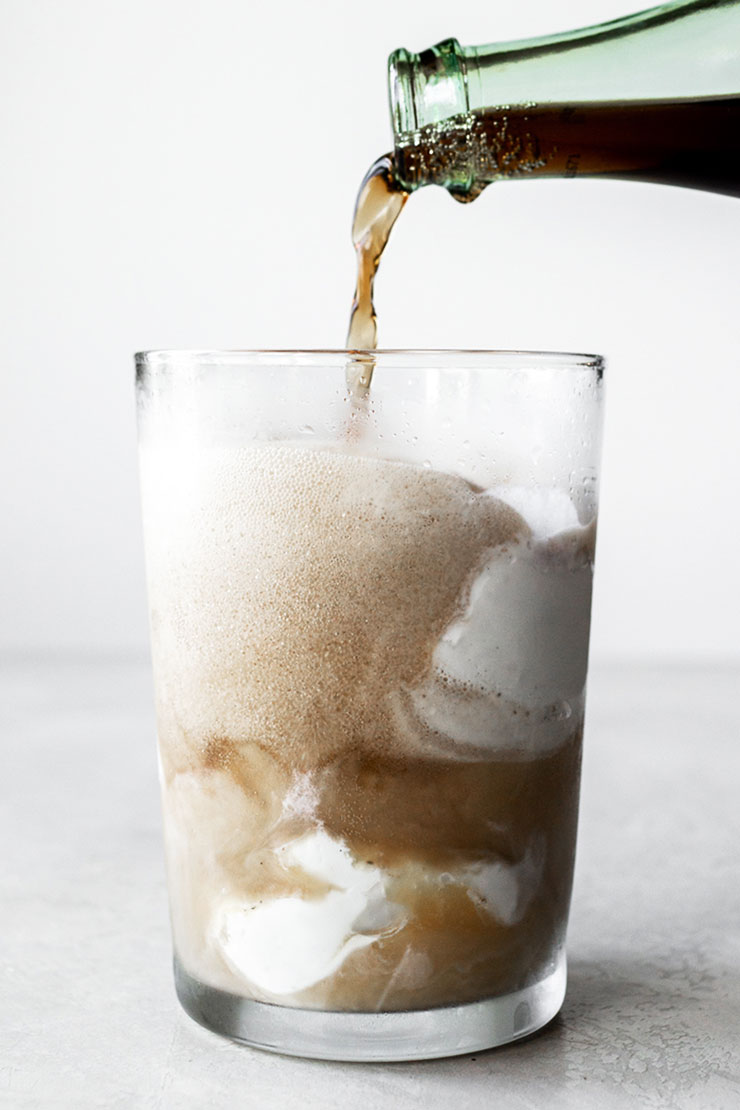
[136,349,604,1062]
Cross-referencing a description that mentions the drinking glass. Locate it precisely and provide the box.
[136,349,604,1061]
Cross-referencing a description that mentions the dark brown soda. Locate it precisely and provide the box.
[394,95,740,201]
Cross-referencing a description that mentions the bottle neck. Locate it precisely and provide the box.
[388,0,740,194]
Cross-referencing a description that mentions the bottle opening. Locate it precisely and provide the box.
[388,38,469,137]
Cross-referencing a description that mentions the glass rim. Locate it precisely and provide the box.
[135,348,605,371]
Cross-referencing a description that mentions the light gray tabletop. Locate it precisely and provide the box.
[2,659,739,1109]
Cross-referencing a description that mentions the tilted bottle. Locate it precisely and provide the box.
[387,0,740,200]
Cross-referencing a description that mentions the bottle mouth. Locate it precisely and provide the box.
[388,47,418,134]
[388,38,470,137]
[388,38,474,195]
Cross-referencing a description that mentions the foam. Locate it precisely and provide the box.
[141,441,527,768]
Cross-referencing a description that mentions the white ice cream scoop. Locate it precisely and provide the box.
[401,487,595,757]
[212,829,402,997]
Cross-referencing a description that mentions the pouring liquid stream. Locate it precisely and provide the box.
[346,154,409,398]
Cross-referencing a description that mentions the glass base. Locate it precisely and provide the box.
[173,951,567,1062]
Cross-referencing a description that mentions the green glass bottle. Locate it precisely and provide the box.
[388,0,740,200]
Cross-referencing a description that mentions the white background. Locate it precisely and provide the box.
[2,0,739,661]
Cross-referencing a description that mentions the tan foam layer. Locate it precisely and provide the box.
[142,442,527,774]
